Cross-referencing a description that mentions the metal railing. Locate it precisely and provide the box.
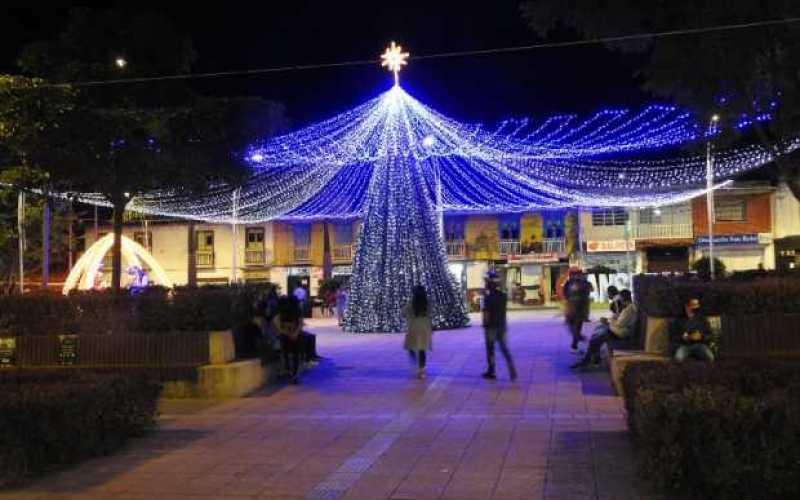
[196,251,214,268]
[634,223,693,239]
[541,238,566,254]
[245,249,268,266]
[333,245,354,261]
[499,240,521,257]
[446,240,466,258]
[293,247,311,262]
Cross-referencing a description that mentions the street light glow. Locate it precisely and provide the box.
[115,57,127,69]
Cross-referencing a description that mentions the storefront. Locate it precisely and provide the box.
[505,252,560,306]
[584,240,636,299]
[775,236,800,271]
[694,234,771,272]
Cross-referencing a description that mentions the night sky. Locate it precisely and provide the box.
[1,2,650,127]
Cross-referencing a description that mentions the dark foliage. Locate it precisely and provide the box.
[623,360,800,499]
[633,272,800,317]
[0,373,162,488]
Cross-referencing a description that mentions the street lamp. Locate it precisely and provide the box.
[706,114,720,278]
[115,57,127,69]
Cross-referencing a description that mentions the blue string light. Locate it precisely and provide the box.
[59,82,796,332]
[104,85,793,223]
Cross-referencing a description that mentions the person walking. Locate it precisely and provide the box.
[404,285,432,379]
[563,268,593,353]
[272,295,304,384]
[482,278,517,381]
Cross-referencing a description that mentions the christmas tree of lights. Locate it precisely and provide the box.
[61,42,798,332]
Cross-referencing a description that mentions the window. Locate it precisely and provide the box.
[639,208,662,225]
[499,215,520,240]
[292,224,312,247]
[592,208,628,226]
[714,198,746,222]
[197,231,214,252]
[246,227,264,250]
[133,231,152,252]
[333,222,353,245]
[444,218,464,242]
[196,230,214,267]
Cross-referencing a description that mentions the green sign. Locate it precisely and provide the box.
[58,335,79,365]
[0,338,15,366]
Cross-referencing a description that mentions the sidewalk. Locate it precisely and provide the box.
[2,310,662,500]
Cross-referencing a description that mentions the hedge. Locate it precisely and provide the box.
[623,361,800,500]
[0,372,162,488]
[0,284,271,336]
[633,273,800,317]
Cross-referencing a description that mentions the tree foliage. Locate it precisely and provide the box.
[1,8,288,291]
[520,1,800,196]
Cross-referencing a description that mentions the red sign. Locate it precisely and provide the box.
[508,252,559,264]
[586,240,635,253]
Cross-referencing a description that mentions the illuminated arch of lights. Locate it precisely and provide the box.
[63,234,173,294]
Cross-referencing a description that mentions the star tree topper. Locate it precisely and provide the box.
[381,41,409,86]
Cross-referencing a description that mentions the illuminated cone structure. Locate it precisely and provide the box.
[65,85,796,332]
[345,152,468,332]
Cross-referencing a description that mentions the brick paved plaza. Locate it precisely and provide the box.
[3,310,661,500]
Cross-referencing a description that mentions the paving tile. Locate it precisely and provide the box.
[7,312,660,500]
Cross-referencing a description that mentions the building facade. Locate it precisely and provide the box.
[83,182,800,302]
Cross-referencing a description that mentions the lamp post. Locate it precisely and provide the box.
[706,114,720,278]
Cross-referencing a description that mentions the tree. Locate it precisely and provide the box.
[691,256,726,280]
[520,1,800,198]
[17,7,196,109]
[9,8,287,291]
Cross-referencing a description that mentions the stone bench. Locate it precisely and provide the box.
[162,329,274,399]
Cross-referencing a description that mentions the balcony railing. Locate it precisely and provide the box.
[446,240,466,258]
[499,240,521,257]
[196,251,214,268]
[634,223,692,239]
[293,247,310,262]
[541,238,566,254]
[333,245,354,261]
[245,249,271,266]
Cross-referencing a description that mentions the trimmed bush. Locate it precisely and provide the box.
[623,361,800,500]
[0,284,271,336]
[633,273,800,317]
[0,372,162,488]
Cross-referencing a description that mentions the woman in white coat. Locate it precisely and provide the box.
[404,285,433,379]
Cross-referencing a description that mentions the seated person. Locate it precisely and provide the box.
[571,289,637,369]
[272,295,304,384]
[299,330,321,364]
[671,298,715,363]
[607,285,622,317]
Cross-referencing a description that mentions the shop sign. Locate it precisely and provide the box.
[58,335,79,366]
[332,265,352,276]
[586,240,635,253]
[695,234,758,246]
[508,252,559,264]
[0,337,16,366]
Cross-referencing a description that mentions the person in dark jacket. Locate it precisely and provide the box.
[482,278,517,381]
[563,268,593,352]
[606,285,622,317]
[273,296,304,384]
[571,289,637,369]
[672,298,715,363]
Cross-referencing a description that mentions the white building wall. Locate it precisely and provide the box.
[84,221,275,286]
[772,184,800,239]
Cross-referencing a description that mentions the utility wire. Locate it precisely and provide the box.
[10,16,800,89]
